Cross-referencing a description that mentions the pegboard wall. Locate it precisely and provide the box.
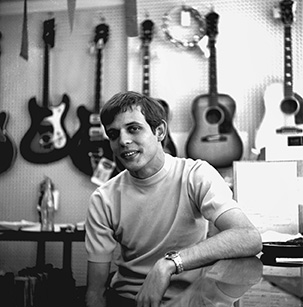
[0,0,303,286]
[129,0,303,157]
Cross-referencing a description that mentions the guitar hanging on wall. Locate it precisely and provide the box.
[140,18,177,156]
[20,18,71,164]
[0,32,18,175]
[254,0,303,161]
[70,22,119,177]
[185,11,243,168]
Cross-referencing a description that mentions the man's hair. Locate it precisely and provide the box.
[100,91,167,133]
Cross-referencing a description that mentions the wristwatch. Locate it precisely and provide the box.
[164,251,184,274]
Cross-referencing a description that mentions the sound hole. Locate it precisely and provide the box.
[206,107,223,124]
[280,98,299,115]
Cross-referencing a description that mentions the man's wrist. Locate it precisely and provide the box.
[164,251,184,274]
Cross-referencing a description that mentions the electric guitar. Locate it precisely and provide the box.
[70,22,119,176]
[186,11,243,168]
[140,18,177,156]
[255,0,303,161]
[20,18,71,164]
[0,31,18,175]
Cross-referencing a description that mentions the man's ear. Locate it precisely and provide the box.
[156,120,167,142]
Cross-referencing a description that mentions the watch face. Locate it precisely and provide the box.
[165,251,178,259]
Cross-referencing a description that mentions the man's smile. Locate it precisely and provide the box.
[120,150,140,159]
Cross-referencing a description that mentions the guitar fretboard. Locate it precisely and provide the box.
[284,24,293,97]
[142,43,150,96]
[208,38,218,106]
[94,46,103,114]
[43,43,50,108]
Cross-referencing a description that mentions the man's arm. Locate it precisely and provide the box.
[136,208,262,307]
[179,208,262,269]
[86,261,111,307]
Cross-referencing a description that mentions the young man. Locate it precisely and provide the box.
[85,91,262,307]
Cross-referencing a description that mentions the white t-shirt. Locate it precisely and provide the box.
[85,154,239,300]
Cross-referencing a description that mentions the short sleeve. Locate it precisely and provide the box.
[187,161,239,223]
[85,189,117,263]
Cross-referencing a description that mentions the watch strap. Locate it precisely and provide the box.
[165,251,184,274]
[172,253,184,274]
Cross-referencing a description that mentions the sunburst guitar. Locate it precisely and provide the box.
[186,11,243,168]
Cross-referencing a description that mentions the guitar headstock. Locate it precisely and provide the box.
[205,11,219,40]
[140,19,154,45]
[94,23,109,49]
[43,18,55,48]
[280,0,296,25]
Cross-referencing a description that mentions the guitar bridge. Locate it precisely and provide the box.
[201,135,227,142]
[276,126,303,134]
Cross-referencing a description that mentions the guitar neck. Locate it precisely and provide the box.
[42,42,50,108]
[208,39,218,106]
[142,43,150,96]
[42,18,55,109]
[94,48,103,114]
[284,24,294,97]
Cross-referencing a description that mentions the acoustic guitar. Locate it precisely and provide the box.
[186,11,243,168]
[20,18,71,164]
[0,32,18,175]
[140,18,177,156]
[70,22,119,177]
[254,0,303,161]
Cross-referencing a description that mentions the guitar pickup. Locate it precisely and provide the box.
[288,136,303,146]
[89,127,109,141]
[89,127,103,139]
[89,114,100,125]
[201,135,227,142]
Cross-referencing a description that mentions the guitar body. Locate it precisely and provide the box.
[186,93,243,168]
[157,99,177,156]
[255,83,303,160]
[20,94,71,163]
[0,111,17,174]
[70,105,117,176]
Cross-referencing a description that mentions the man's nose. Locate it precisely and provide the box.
[119,130,132,146]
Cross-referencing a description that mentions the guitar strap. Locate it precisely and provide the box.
[20,0,28,60]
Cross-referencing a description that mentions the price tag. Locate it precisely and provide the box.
[91,157,116,186]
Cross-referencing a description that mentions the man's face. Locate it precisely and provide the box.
[105,106,165,178]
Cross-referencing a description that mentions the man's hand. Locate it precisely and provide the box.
[136,258,175,307]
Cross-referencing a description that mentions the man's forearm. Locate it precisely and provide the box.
[86,288,107,307]
[86,261,111,307]
[179,226,262,271]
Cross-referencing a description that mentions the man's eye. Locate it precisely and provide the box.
[107,131,119,140]
[129,126,141,133]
